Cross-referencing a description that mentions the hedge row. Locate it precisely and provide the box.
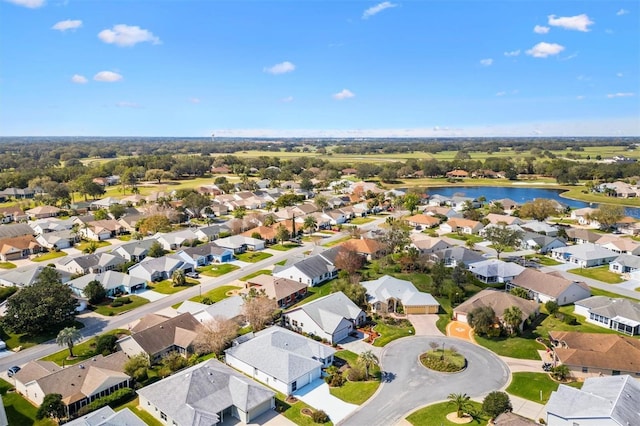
[76,388,134,416]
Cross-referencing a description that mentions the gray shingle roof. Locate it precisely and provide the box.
[468,259,525,279]
[136,359,274,426]
[0,223,34,239]
[290,291,364,334]
[577,295,640,323]
[612,254,640,269]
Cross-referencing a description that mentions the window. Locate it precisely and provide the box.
[292,381,297,392]
[292,320,298,327]
[613,370,621,376]
[582,367,588,373]
[160,412,167,421]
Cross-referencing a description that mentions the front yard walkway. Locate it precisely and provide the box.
[134,289,168,302]
[293,379,357,424]
[446,321,475,342]
[340,332,383,358]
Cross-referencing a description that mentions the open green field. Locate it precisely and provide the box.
[406,400,490,426]
[331,350,381,405]
[567,265,624,284]
[507,372,583,404]
[269,243,299,251]
[93,295,149,316]
[291,281,333,307]
[0,320,84,351]
[0,262,16,269]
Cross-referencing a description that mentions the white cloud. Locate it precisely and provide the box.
[189,98,201,104]
[71,74,87,84]
[607,92,635,98]
[4,0,45,8]
[617,9,629,16]
[480,58,493,66]
[115,101,140,108]
[526,42,565,58]
[577,75,591,81]
[548,14,594,32]
[504,50,520,57]
[52,19,82,31]
[533,25,550,34]
[281,96,294,103]
[576,95,586,100]
[495,91,506,97]
[605,29,614,34]
[98,24,160,47]
[93,71,123,82]
[362,1,397,19]
[332,89,355,100]
[263,61,296,75]
[617,72,624,77]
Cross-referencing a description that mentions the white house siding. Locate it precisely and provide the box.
[247,398,275,423]
[573,304,591,319]
[332,320,353,344]
[557,285,592,306]
[225,354,289,395]
[284,310,333,342]
[276,268,314,286]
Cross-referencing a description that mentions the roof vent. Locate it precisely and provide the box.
[79,365,85,369]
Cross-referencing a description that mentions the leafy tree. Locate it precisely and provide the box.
[447,393,473,418]
[403,193,420,214]
[587,204,625,230]
[518,199,559,221]
[2,268,78,334]
[332,279,367,308]
[482,391,512,420]
[431,260,448,296]
[36,393,66,421]
[275,193,305,208]
[56,327,82,358]
[451,262,468,286]
[545,300,559,316]
[378,219,411,254]
[84,280,107,304]
[502,306,523,336]
[510,287,530,300]
[147,241,166,258]
[467,306,496,336]
[181,192,211,216]
[275,224,291,244]
[232,206,247,219]
[242,291,277,331]
[82,240,99,254]
[138,214,172,234]
[314,194,329,212]
[124,353,150,381]
[108,203,126,219]
[335,247,365,275]
[160,351,188,375]
[551,364,570,381]
[95,334,118,356]
[358,350,379,380]
[303,215,317,235]
[172,269,186,287]
[193,316,239,355]
[93,209,109,221]
[482,223,523,259]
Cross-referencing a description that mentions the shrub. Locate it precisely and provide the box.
[114,297,132,304]
[110,301,123,307]
[562,314,577,325]
[95,334,118,356]
[347,366,367,382]
[76,388,134,416]
[311,410,329,423]
[201,297,213,305]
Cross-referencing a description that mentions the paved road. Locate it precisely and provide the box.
[340,336,510,426]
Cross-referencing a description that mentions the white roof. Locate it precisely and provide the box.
[361,275,439,307]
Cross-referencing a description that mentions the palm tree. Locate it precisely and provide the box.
[56,327,81,358]
[303,215,317,235]
[358,350,379,380]
[172,269,186,287]
[447,393,473,418]
[502,306,523,335]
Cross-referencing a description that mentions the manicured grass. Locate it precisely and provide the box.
[92,295,149,316]
[591,287,640,302]
[41,329,130,366]
[0,379,57,426]
[240,270,271,281]
[189,285,241,303]
[391,272,432,292]
[420,349,466,372]
[330,380,380,405]
[567,265,624,284]
[275,260,287,266]
[524,254,562,266]
[444,233,485,244]
[31,250,67,262]
[507,372,583,404]
[117,235,132,241]
[0,320,84,351]
[350,217,375,225]
[269,243,299,251]
[276,394,332,426]
[323,236,352,247]
[115,397,163,426]
[76,240,111,251]
[373,322,415,347]
[406,400,490,426]
[0,261,16,269]
[291,281,333,307]
[235,251,273,262]
[474,334,545,360]
[147,278,199,294]
[197,263,240,277]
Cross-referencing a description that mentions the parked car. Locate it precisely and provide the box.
[7,366,20,377]
[186,271,200,279]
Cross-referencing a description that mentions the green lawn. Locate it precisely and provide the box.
[117,235,132,241]
[269,243,299,251]
[115,397,163,426]
[323,236,352,247]
[189,285,241,304]
[350,217,375,225]
[76,240,111,251]
[406,400,490,426]
[330,351,381,405]
[291,281,333,307]
[147,278,199,294]
[31,251,67,262]
[0,320,84,351]
[444,233,485,244]
[507,372,583,404]
[276,394,332,426]
[92,295,149,316]
[275,259,287,266]
[240,270,271,281]
[41,329,130,366]
[0,379,57,426]
[373,322,415,347]
[0,262,16,269]
[420,349,466,372]
[591,287,640,301]
[235,251,273,262]
[567,265,624,284]
[524,254,562,266]
[197,263,240,277]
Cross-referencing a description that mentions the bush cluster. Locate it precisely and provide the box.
[311,410,329,423]
[347,366,367,382]
[420,354,464,373]
[76,388,134,416]
[111,297,132,307]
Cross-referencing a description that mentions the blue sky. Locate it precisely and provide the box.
[1,0,638,137]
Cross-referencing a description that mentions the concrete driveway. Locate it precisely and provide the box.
[340,336,510,426]
[407,314,443,336]
[293,379,358,424]
[446,321,475,342]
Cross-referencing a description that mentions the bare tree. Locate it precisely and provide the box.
[193,316,239,355]
[242,292,277,332]
[335,247,365,275]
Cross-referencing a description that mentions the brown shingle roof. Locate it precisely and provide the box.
[130,313,202,356]
[339,238,383,255]
[454,289,538,320]
[511,269,589,298]
[550,331,640,372]
[247,274,307,301]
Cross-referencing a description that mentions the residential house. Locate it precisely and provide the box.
[574,296,640,336]
[0,187,36,199]
[65,407,145,426]
[484,213,523,226]
[546,375,640,426]
[177,296,245,323]
[154,229,200,251]
[361,275,440,314]
[36,229,77,250]
[549,331,640,378]
[25,205,61,220]
[565,228,601,244]
[423,205,462,219]
[521,220,559,237]
[508,269,591,306]
[445,169,469,178]
[0,235,43,261]
[491,198,519,214]
[520,231,566,254]
[175,242,234,267]
[194,224,230,242]
[90,197,122,209]
[551,243,619,267]
[599,181,638,198]
[439,218,483,235]
[241,226,277,244]
[246,274,307,308]
[137,359,275,426]
[338,237,384,260]
[468,259,525,284]
[453,289,539,331]
[29,217,75,234]
[0,264,72,287]
[80,219,125,241]
[117,214,142,234]
[0,223,35,239]
[273,247,340,286]
[447,196,480,212]
[410,235,454,255]
[14,352,130,417]
[128,254,192,282]
[609,254,640,277]
[0,206,27,223]
[117,313,202,362]
[405,213,440,228]
[571,207,599,227]
[214,235,265,253]
[596,235,640,255]
[113,239,158,262]
[57,252,127,276]
[68,270,147,298]
[283,291,366,344]
[225,326,335,396]
[429,247,486,268]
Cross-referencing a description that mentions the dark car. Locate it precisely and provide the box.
[7,366,20,377]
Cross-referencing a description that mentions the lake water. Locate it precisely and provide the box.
[425,186,640,218]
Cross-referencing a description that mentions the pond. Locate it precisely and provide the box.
[425,186,640,218]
